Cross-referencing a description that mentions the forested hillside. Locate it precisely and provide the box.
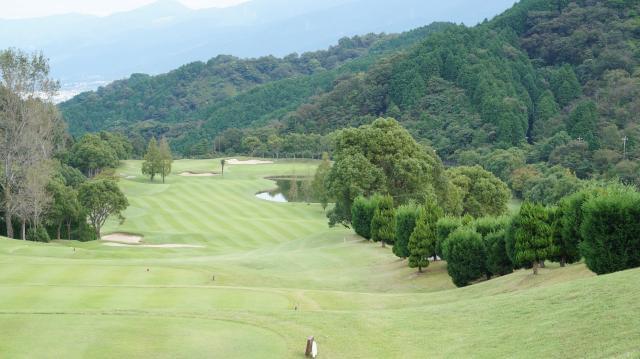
[60,24,451,142]
[61,0,640,187]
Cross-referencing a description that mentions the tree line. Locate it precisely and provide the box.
[142,136,173,183]
[1,49,131,242]
[317,118,640,287]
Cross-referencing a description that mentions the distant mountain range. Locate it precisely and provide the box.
[0,0,515,91]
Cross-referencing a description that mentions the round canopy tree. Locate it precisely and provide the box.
[446,165,511,218]
[326,118,447,225]
[78,179,129,239]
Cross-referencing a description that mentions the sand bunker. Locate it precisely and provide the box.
[179,171,219,177]
[226,159,274,165]
[103,243,204,249]
[102,233,143,244]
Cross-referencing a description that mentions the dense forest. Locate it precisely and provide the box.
[61,0,640,194]
[60,23,451,150]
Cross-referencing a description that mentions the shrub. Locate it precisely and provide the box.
[394,203,419,258]
[436,216,462,260]
[26,227,50,243]
[557,191,590,263]
[445,228,487,287]
[580,193,640,274]
[352,196,374,239]
[371,195,396,246]
[472,216,509,238]
[485,229,513,276]
[550,203,580,266]
[72,221,98,242]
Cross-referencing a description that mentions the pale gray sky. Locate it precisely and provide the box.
[1,0,249,19]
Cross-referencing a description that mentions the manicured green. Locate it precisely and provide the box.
[0,160,638,358]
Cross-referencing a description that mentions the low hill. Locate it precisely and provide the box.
[61,0,640,186]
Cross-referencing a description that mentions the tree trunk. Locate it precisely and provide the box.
[66,221,71,241]
[21,220,26,241]
[560,257,566,267]
[539,260,546,268]
[418,266,423,273]
[4,209,13,239]
[532,261,539,275]
[57,223,61,240]
[381,241,386,248]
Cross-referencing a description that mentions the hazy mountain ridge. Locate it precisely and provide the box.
[0,0,515,85]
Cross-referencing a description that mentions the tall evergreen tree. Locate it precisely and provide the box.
[550,200,581,267]
[393,203,419,259]
[511,202,555,275]
[552,64,581,108]
[370,195,396,247]
[408,203,442,271]
[567,101,599,150]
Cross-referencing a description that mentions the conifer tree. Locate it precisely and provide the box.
[393,203,419,259]
[446,228,487,287]
[370,195,396,247]
[511,202,555,275]
[408,202,442,272]
[351,195,379,240]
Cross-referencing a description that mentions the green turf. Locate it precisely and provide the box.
[0,159,638,358]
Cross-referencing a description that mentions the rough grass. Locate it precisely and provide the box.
[0,159,638,358]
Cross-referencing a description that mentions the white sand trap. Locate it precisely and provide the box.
[226,158,274,165]
[179,171,219,177]
[103,243,204,249]
[102,233,143,244]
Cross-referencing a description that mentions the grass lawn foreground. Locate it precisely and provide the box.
[0,159,638,358]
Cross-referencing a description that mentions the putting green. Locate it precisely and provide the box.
[0,159,638,358]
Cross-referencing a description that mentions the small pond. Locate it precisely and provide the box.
[255,176,317,203]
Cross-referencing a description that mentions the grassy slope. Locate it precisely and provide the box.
[0,160,638,358]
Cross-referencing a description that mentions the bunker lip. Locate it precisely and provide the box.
[179,171,220,177]
[103,243,205,248]
[102,233,143,244]
[226,158,274,165]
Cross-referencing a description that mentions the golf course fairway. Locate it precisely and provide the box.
[0,160,638,358]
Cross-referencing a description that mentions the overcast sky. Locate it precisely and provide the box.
[0,0,249,19]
